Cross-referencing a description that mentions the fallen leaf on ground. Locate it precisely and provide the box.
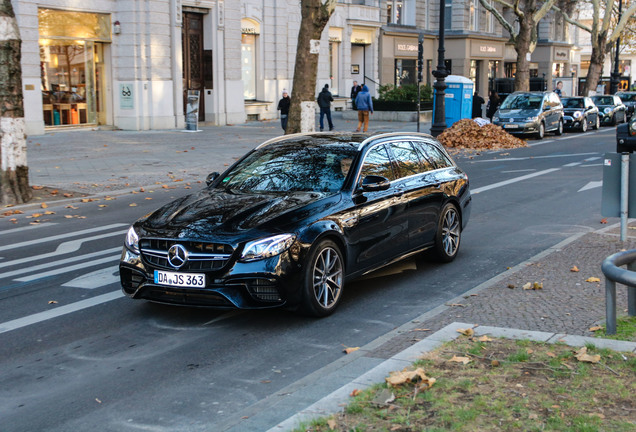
[350,389,361,397]
[343,346,359,354]
[586,277,601,283]
[523,282,543,290]
[48,300,58,304]
[589,326,602,332]
[575,347,601,363]
[386,368,435,387]
[41,203,48,209]
[570,266,579,272]
[456,328,474,336]
[478,335,493,342]
[449,355,471,364]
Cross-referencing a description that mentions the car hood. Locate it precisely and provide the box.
[497,109,541,117]
[563,108,585,114]
[595,104,615,110]
[138,188,337,241]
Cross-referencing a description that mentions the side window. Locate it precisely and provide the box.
[359,144,397,182]
[411,141,437,172]
[420,142,452,169]
[389,141,424,178]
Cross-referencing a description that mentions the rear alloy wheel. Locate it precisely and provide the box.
[555,119,563,136]
[581,116,588,132]
[300,239,344,317]
[433,203,461,263]
[536,122,545,139]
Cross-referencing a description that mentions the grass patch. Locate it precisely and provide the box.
[294,336,636,432]
[595,315,636,341]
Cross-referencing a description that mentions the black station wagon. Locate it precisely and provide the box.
[119,132,472,316]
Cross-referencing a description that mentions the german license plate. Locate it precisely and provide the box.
[154,270,205,288]
[504,124,518,129]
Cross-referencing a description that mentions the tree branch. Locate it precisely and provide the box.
[550,4,592,33]
[481,0,518,44]
[608,2,636,43]
[533,0,557,23]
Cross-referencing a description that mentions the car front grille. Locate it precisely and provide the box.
[139,238,234,271]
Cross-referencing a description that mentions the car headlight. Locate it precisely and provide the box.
[492,116,499,122]
[525,116,538,121]
[629,119,636,136]
[240,234,296,262]
[125,226,140,254]
[573,111,582,119]
[604,107,612,114]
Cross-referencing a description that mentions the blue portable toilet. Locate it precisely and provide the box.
[432,75,474,128]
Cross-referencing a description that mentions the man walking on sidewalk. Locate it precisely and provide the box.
[317,84,334,131]
[354,84,373,132]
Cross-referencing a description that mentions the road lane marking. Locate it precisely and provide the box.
[62,265,119,289]
[0,223,58,235]
[472,168,561,194]
[579,181,603,192]
[0,247,121,279]
[0,231,125,269]
[0,290,124,335]
[15,255,119,282]
[470,152,599,163]
[0,223,127,253]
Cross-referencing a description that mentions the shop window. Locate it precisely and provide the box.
[38,9,109,127]
[242,34,256,100]
[395,59,416,87]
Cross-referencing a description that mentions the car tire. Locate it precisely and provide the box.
[433,203,461,263]
[300,239,344,317]
[612,114,617,126]
[536,122,545,139]
[581,116,588,132]
[593,115,600,130]
[555,119,563,136]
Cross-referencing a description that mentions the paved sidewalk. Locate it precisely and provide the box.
[15,114,636,431]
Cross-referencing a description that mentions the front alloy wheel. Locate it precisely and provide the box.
[301,240,344,317]
[433,203,461,262]
[536,122,545,139]
[581,116,588,132]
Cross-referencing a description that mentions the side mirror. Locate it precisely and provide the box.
[543,105,550,111]
[206,172,220,186]
[359,175,391,192]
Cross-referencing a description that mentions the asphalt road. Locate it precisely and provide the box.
[0,126,616,431]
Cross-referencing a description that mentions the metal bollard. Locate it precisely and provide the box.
[601,249,636,334]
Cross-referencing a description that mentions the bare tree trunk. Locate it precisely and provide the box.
[0,0,31,204]
[286,0,335,134]
[514,14,535,92]
[582,36,608,96]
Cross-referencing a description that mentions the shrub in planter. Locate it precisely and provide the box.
[374,84,433,111]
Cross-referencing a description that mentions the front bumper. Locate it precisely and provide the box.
[119,247,303,309]
[493,121,539,135]
[563,115,583,129]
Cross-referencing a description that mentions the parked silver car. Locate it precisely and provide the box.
[492,91,564,139]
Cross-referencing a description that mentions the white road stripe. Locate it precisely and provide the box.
[0,290,125,335]
[0,231,125,270]
[15,255,119,282]
[62,266,120,289]
[0,223,58,235]
[0,247,121,279]
[0,223,127,252]
[472,168,561,194]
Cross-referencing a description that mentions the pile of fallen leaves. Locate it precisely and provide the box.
[437,118,527,150]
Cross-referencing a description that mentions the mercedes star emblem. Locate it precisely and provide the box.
[167,244,188,269]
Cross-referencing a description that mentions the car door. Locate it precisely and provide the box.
[345,143,409,272]
[387,140,443,250]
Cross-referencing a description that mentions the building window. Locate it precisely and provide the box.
[444,0,452,30]
[395,59,416,87]
[329,41,340,95]
[387,0,415,26]
[241,33,256,100]
[469,0,478,31]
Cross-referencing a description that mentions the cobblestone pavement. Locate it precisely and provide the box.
[369,225,636,360]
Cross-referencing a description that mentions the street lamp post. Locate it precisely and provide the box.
[610,0,622,94]
[430,0,448,137]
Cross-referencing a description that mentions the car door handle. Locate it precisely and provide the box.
[392,189,404,198]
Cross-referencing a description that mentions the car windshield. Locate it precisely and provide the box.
[618,93,636,102]
[499,94,543,110]
[592,96,614,105]
[562,98,584,108]
[217,139,359,193]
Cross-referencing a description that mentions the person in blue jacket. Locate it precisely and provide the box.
[354,85,373,132]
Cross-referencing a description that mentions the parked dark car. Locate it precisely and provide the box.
[591,95,627,125]
[616,91,636,120]
[492,91,564,139]
[561,96,600,132]
[119,132,472,316]
[617,117,636,153]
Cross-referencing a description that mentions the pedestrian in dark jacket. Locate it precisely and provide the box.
[350,80,361,110]
[354,85,373,132]
[486,90,500,120]
[277,89,290,132]
[472,91,485,118]
[317,84,334,131]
